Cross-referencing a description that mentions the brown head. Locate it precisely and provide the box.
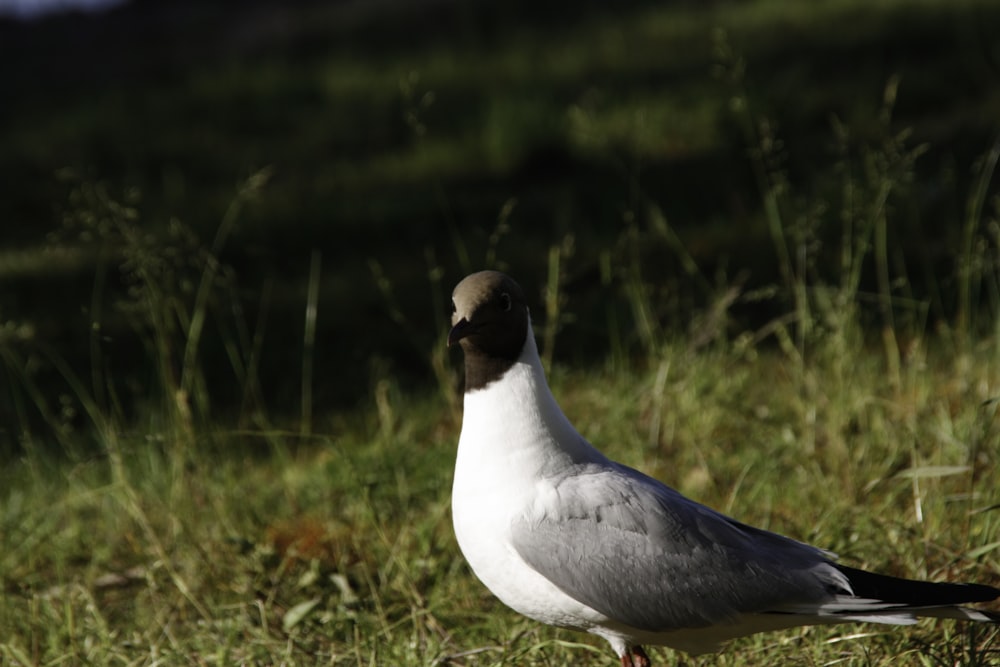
[448,270,530,391]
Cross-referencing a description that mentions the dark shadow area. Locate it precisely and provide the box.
[2,0,999,453]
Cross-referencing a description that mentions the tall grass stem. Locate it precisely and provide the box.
[301,250,322,438]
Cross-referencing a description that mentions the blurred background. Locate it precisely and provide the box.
[2,0,999,452]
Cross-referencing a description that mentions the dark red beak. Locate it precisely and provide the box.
[448,318,475,346]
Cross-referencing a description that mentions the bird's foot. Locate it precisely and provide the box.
[620,645,651,667]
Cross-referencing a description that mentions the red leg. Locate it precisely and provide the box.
[620,646,652,667]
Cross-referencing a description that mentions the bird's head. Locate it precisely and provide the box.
[448,271,530,389]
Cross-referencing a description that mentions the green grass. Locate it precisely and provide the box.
[1,328,998,665]
[3,142,1000,662]
[2,1,1000,663]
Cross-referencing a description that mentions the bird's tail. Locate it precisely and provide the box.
[833,564,1000,624]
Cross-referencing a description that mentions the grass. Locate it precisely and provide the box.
[1,331,998,665]
[3,116,1000,663]
[2,1,1000,664]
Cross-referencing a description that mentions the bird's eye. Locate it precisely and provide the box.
[500,292,511,311]
[450,299,457,314]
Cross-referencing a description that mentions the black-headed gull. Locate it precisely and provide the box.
[448,270,999,666]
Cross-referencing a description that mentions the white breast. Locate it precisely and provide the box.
[451,337,610,629]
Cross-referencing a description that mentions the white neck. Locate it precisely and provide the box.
[455,324,605,489]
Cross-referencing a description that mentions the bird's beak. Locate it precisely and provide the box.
[448,317,475,347]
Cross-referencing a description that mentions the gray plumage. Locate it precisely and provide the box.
[510,460,848,632]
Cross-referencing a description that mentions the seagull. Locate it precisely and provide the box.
[447,270,999,666]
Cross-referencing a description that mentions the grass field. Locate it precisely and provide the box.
[2,303,999,665]
[3,174,1000,663]
[2,0,1000,664]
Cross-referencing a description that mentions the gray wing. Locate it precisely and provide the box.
[510,461,851,632]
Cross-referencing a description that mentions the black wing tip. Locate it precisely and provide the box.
[835,564,1000,607]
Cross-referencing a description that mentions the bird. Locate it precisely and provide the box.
[447,270,1000,666]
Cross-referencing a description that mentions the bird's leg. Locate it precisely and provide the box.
[620,646,651,667]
